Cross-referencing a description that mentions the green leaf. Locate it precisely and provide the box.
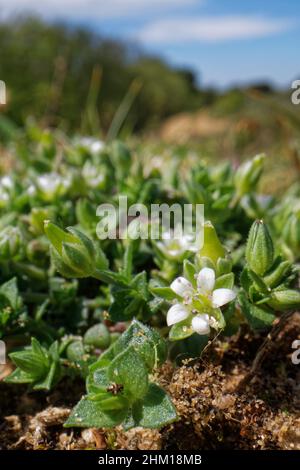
[33,361,60,391]
[89,345,116,371]
[151,286,180,301]
[0,277,21,310]
[4,368,34,384]
[87,367,110,394]
[213,307,226,329]
[112,319,167,370]
[238,291,275,331]
[44,221,77,255]
[215,273,234,289]
[108,346,149,400]
[240,267,252,293]
[183,260,197,286]
[248,269,269,294]
[64,396,128,428]
[122,242,133,280]
[132,383,177,429]
[169,318,193,341]
[9,348,48,379]
[131,271,149,301]
[92,395,129,411]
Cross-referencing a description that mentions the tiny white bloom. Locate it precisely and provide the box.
[170,277,193,298]
[82,162,104,188]
[27,184,36,196]
[1,176,13,189]
[158,229,199,258]
[167,304,189,326]
[180,233,199,253]
[197,267,236,308]
[212,288,236,308]
[197,267,215,293]
[166,267,236,335]
[191,314,210,335]
[77,137,104,154]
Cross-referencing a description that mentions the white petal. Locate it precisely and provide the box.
[170,277,193,298]
[197,267,215,293]
[167,304,189,326]
[212,288,236,308]
[191,314,210,335]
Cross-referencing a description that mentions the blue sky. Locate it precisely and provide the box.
[1,0,300,88]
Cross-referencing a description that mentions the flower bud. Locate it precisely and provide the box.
[0,226,22,259]
[246,220,274,276]
[200,221,225,265]
[66,340,86,362]
[44,221,97,278]
[267,289,300,311]
[83,323,111,349]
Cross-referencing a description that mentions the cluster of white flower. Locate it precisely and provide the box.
[157,231,199,260]
[167,267,236,335]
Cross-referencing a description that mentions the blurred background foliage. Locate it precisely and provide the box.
[0,16,206,132]
[0,16,300,194]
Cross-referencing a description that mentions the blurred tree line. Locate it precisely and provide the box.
[0,16,215,133]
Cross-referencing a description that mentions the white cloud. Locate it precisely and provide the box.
[0,0,198,20]
[136,15,294,43]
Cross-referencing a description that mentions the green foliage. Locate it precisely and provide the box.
[0,17,201,132]
[0,277,26,338]
[240,220,300,330]
[245,220,274,276]
[5,338,62,390]
[0,129,299,431]
[65,320,176,429]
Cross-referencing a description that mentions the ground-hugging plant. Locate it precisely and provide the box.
[65,320,177,429]
[239,219,300,330]
[1,137,300,432]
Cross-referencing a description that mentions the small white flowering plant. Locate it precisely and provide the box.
[152,222,237,342]
[167,266,236,337]
[1,138,300,435]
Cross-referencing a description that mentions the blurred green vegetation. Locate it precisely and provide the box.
[0,16,300,195]
[0,16,213,133]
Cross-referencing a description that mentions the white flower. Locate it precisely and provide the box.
[166,267,236,336]
[167,304,189,326]
[35,173,70,200]
[1,176,13,189]
[157,230,199,259]
[77,137,104,154]
[197,267,215,294]
[212,288,236,308]
[197,267,236,308]
[82,162,104,188]
[192,314,210,335]
[170,277,193,299]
